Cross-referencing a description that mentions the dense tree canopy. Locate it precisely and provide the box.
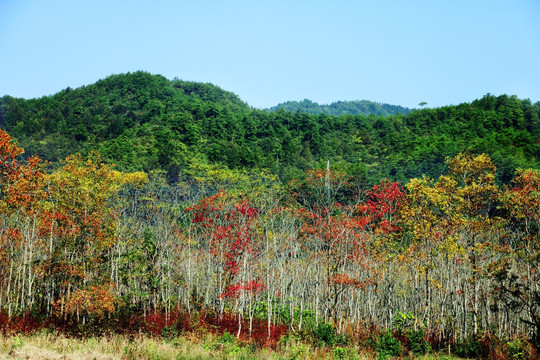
[0,73,538,187]
[267,98,412,116]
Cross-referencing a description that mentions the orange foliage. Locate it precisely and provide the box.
[502,168,540,233]
[57,283,118,319]
[0,129,23,177]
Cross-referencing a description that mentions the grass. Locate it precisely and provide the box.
[0,331,468,360]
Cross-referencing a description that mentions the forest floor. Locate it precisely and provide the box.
[0,332,464,360]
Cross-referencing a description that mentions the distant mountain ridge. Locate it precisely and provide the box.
[267,98,412,116]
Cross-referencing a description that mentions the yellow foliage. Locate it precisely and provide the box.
[110,170,148,188]
[404,152,501,260]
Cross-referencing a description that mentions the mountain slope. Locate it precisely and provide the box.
[0,71,250,166]
[0,73,538,184]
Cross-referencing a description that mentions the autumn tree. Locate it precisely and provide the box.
[495,169,540,348]
[403,153,502,338]
[39,154,146,322]
[187,191,265,336]
[0,129,48,315]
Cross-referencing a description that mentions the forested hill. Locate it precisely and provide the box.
[267,98,412,116]
[0,71,539,184]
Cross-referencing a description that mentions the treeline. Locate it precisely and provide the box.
[267,98,412,116]
[0,128,539,358]
[0,71,538,185]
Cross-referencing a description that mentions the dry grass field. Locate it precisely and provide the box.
[0,332,466,360]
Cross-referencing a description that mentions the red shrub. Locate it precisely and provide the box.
[0,307,288,348]
[0,311,42,335]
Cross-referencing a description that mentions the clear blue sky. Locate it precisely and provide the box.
[1,0,539,109]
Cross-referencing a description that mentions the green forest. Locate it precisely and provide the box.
[1,72,540,359]
[1,71,538,185]
[267,99,412,117]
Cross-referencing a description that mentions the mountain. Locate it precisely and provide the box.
[267,99,412,116]
[0,72,538,185]
[0,71,251,167]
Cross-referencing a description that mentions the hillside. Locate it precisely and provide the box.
[0,71,250,168]
[267,98,412,116]
[0,72,538,184]
[1,74,540,357]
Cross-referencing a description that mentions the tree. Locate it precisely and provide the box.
[495,169,540,348]
[0,129,48,315]
[40,154,146,322]
[403,153,501,337]
[187,191,264,336]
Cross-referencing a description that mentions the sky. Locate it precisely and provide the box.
[0,0,539,109]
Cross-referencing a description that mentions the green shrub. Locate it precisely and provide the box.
[218,330,236,344]
[313,322,336,346]
[407,328,430,355]
[333,346,359,360]
[161,325,178,341]
[455,336,481,358]
[506,337,532,360]
[334,346,346,360]
[392,310,415,331]
[377,330,401,359]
